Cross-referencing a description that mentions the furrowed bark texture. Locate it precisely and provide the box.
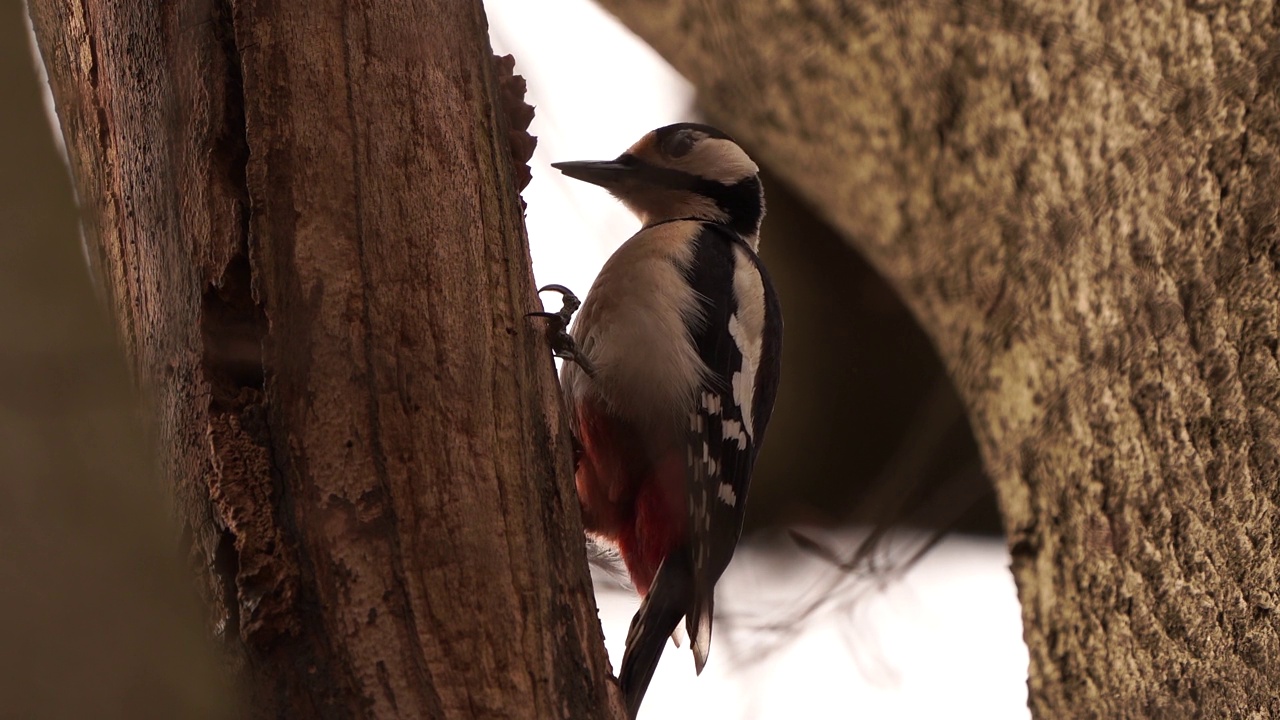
[594,0,1280,716]
[28,1,622,717]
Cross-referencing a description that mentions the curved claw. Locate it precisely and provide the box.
[537,283,576,296]
[536,284,582,315]
[528,282,594,377]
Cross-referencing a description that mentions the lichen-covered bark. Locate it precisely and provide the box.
[27,1,622,717]
[593,0,1280,716]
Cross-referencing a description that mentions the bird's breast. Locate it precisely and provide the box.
[562,222,708,434]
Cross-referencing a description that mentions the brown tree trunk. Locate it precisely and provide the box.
[592,1,1280,717]
[27,1,622,717]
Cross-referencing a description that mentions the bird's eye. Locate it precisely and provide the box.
[663,131,696,158]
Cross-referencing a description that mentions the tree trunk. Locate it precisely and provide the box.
[27,1,622,717]
[592,1,1280,717]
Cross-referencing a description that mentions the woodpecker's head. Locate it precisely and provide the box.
[552,123,764,237]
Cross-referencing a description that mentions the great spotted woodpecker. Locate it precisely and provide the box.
[535,123,783,717]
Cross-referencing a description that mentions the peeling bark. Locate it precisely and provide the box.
[28,1,622,717]
[592,0,1280,716]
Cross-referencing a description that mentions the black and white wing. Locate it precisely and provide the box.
[682,223,783,672]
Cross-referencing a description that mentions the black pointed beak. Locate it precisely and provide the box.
[551,160,634,188]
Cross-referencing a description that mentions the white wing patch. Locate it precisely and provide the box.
[727,323,755,439]
[717,482,738,507]
[701,391,721,414]
[728,247,766,439]
[722,418,748,450]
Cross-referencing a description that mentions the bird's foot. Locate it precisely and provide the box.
[529,284,596,377]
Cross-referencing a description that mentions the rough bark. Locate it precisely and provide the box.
[27,1,622,718]
[593,0,1280,717]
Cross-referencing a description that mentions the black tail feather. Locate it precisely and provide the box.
[619,552,693,718]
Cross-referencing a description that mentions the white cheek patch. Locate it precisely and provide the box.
[674,138,759,185]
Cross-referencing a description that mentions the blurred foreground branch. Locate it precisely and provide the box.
[594,1,1280,716]
[0,7,228,718]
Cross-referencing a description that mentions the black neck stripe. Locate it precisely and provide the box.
[618,155,764,235]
